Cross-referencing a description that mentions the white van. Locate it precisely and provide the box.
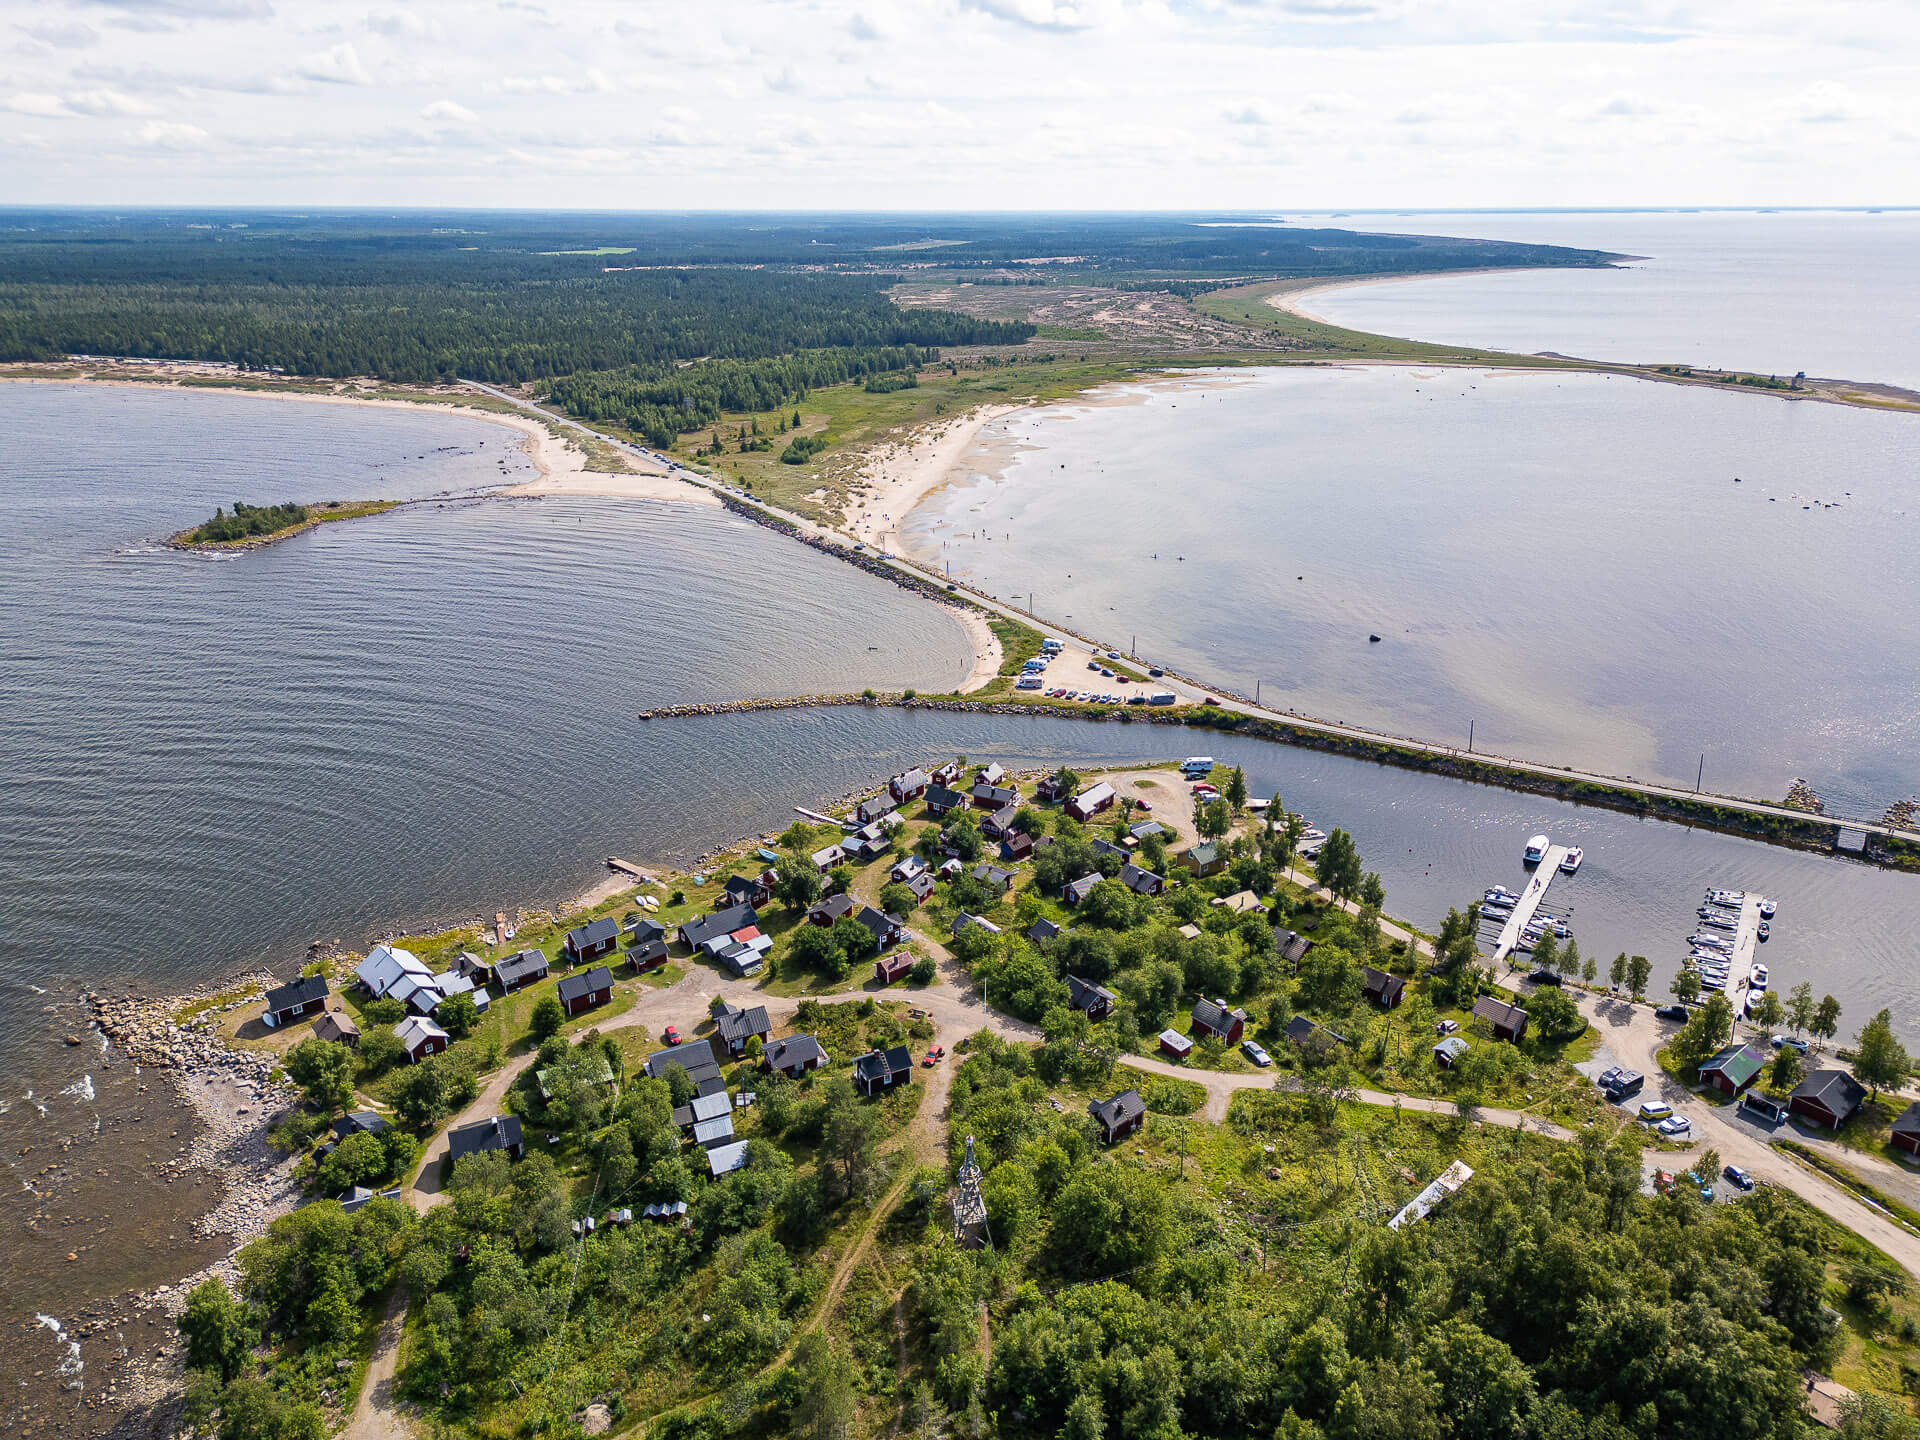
[1180,756,1215,776]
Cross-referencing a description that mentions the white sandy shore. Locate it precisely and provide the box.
[841,402,1022,555]
[0,370,716,506]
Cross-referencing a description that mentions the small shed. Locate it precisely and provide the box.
[314,1010,360,1048]
[875,952,915,985]
[394,1015,449,1064]
[1157,1029,1193,1060]
[1433,1035,1471,1069]
[1889,1101,1920,1157]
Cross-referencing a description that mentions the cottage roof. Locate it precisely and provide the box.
[1088,1088,1146,1130]
[334,1110,389,1140]
[448,1115,523,1162]
[556,966,614,1007]
[1471,996,1529,1032]
[893,767,930,793]
[1433,1035,1471,1062]
[1699,1042,1767,1088]
[1185,842,1219,867]
[1027,918,1062,945]
[315,1011,360,1044]
[808,893,857,923]
[673,1091,735,1127]
[1067,974,1116,1010]
[1275,929,1313,963]
[394,1015,448,1050]
[1892,1101,1920,1140]
[644,1040,723,1087]
[722,874,765,904]
[977,762,1007,785]
[1191,997,1246,1032]
[950,912,1001,937]
[355,943,431,996]
[926,784,966,809]
[715,1002,771,1046]
[626,936,669,965]
[566,916,619,951]
[1072,782,1115,810]
[854,1046,912,1083]
[1157,1028,1192,1052]
[855,906,902,945]
[765,1033,828,1071]
[692,1114,738,1146]
[1065,873,1101,904]
[681,904,758,949]
[971,863,1015,887]
[1791,1068,1867,1114]
[1120,864,1162,893]
[495,948,551,986]
[1217,891,1266,915]
[706,1140,751,1176]
[1362,967,1406,1004]
[1284,1015,1323,1045]
[264,973,329,1013]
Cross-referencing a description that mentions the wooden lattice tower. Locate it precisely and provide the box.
[952,1134,990,1248]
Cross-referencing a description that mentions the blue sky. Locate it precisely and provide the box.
[3,0,1915,206]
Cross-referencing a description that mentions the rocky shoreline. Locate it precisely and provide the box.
[60,977,306,1426]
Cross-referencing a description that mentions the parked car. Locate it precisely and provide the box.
[1241,1040,1273,1068]
[1148,667,1165,677]
[1603,1070,1645,1100]
[1772,1034,1809,1054]
[1527,968,1563,987]
[1657,1115,1692,1137]
[1638,1100,1673,1122]
[1655,1004,1690,1022]
[663,1024,681,1045]
[1723,1165,1754,1191]
[1596,1067,1623,1089]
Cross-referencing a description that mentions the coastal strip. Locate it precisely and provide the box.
[164,498,402,554]
[637,692,1920,871]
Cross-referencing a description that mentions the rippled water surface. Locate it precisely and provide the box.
[907,366,1920,816]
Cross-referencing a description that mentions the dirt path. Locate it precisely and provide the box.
[344,1285,412,1440]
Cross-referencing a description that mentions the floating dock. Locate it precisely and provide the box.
[1493,844,1571,963]
[1727,895,1765,1011]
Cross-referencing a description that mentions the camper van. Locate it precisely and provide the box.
[1180,756,1215,777]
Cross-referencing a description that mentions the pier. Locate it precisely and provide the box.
[606,857,655,883]
[1727,895,1765,1012]
[1492,844,1571,963]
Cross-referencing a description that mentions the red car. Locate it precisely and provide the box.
[663,1024,681,1045]
[1135,799,1152,812]
[922,1045,946,1067]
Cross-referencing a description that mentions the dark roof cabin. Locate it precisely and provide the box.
[680,904,758,949]
[1891,1101,1920,1157]
[1026,918,1062,948]
[856,905,906,950]
[764,1033,829,1078]
[925,784,966,816]
[1088,1088,1146,1144]
[1066,974,1115,1020]
[556,965,614,1017]
[447,1115,524,1164]
[1362,967,1406,1008]
[627,936,670,972]
[1789,1069,1867,1130]
[722,873,771,909]
[645,1040,726,1095]
[712,1002,771,1058]
[853,1046,914,1096]
[807,893,857,926]
[1191,997,1247,1044]
[563,916,620,964]
[495,947,551,992]
[1471,996,1530,1043]
[262,974,330,1029]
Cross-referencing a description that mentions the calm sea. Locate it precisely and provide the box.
[1284,210,1920,390]
[907,366,1920,817]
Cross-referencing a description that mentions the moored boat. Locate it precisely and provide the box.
[1559,847,1583,874]
[1524,834,1550,864]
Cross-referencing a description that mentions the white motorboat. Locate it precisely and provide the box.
[1758,898,1777,919]
[1524,834,1550,864]
[1751,964,1769,988]
[1705,889,1746,905]
[1559,847,1583,874]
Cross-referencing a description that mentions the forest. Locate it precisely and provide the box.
[0,209,1613,385]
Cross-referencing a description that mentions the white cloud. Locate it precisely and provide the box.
[65,88,156,116]
[6,92,72,117]
[132,119,210,148]
[958,0,1098,34]
[366,11,436,39]
[296,42,371,86]
[421,98,477,123]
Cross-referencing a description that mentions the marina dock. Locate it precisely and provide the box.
[1492,844,1571,963]
[1727,895,1765,1011]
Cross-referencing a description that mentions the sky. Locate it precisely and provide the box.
[3,0,1917,209]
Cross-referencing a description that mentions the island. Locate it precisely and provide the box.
[167,498,400,551]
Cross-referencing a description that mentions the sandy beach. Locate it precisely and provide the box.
[841,402,1021,555]
[0,368,716,506]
